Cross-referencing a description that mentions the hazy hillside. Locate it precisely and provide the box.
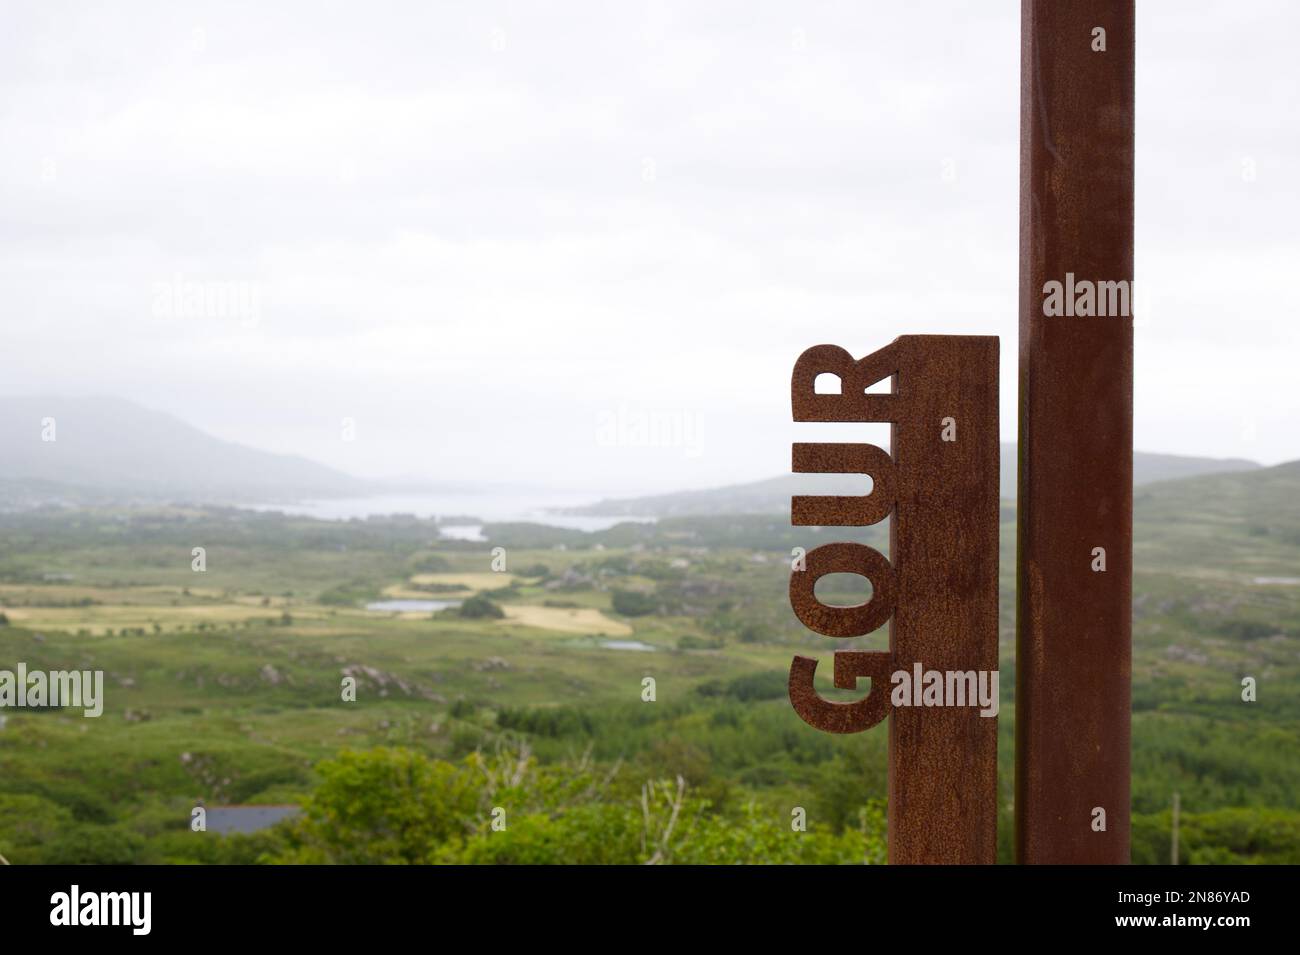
[1133,458,1300,579]
[570,444,1261,517]
[0,396,370,504]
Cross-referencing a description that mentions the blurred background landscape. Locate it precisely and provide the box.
[0,401,1297,864]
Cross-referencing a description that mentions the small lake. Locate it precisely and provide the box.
[437,513,655,542]
[365,599,460,613]
[601,640,656,652]
[251,491,656,538]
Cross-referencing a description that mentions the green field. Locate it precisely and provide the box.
[1,463,1298,864]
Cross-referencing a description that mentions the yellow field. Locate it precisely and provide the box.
[496,605,632,636]
[0,603,329,635]
[408,572,517,591]
[0,576,630,638]
[0,583,230,604]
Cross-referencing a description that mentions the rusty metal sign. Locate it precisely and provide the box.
[783,0,1133,866]
[787,335,1000,864]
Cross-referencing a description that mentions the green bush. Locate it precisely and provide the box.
[612,589,657,617]
[696,670,787,702]
[458,595,505,619]
[276,748,480,864]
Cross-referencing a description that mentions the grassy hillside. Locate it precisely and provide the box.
[0,461,1296,864]
[570,445,1260,516]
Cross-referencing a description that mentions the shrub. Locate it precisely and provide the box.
[458,595,505,619]
[612,589,657,617]
[410,554,452,573]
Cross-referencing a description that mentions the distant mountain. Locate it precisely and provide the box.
[569,444,1262,517]
[0,396,371,505]
[1121,450,1262,486]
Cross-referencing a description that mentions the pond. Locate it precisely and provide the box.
[365,599,461,612]
[601,640,657,652]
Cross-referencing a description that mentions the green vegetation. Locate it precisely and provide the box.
[317,579,382,607]
[0,461,1297,864]
[270,747,883,865]
[457,594,505,620]
[611,589,657,617]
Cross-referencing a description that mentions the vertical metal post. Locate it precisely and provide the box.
[887,337,1000,864]
[1016,0,1134,863]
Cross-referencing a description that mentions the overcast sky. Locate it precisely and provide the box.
[3,1,1296,496]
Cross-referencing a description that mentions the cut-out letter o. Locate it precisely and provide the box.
[790,542,897,637]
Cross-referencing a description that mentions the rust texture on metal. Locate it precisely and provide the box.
[1017,0,1134,863]
[788,335,1000,864]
